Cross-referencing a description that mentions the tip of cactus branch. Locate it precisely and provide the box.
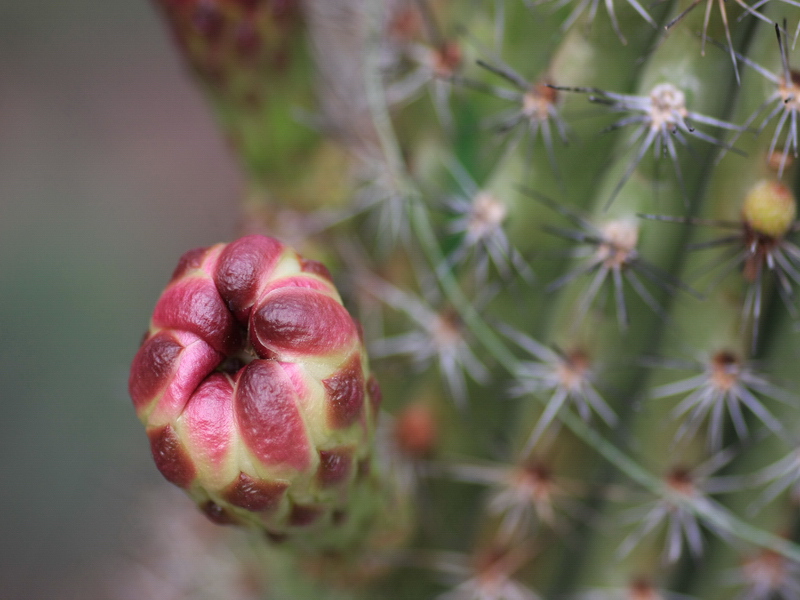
[742,180,797,240]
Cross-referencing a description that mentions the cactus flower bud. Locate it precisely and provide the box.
[129,235,384,549]
[154,0,303,84]
[742,179,797,239]
[152,0,317,185]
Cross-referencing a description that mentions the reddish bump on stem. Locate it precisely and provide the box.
[740,547,796,596]
[387,4,423,41]
[666,466,695,496]
[394,403,438,459]
[709,351,741,392]
[432,41,462,79]
[148,425,196,488]
[235,359,312,471]
[628,578,660,600]
[323,353,365,429]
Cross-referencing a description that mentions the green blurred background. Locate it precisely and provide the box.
[0,1,245,597]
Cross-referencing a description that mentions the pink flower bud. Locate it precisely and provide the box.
[129,235,380,546]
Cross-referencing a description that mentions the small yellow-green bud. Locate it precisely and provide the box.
[741,180,797,239]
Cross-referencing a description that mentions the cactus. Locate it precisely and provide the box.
[127,0,800,598]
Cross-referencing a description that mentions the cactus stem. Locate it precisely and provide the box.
[139,0,800,593]
[564,403,800,563]
[357,169,417,248]
[360,5,534,375]
[385,39,463,129]
[408,199,521,369]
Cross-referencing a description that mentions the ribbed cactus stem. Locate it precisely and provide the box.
[557,8,800,595]
[672,18,800,585]
[133,0,800,598]
[502,8,754,595]
[454,5,674,349]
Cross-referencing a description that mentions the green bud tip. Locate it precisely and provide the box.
[742,179,797,239]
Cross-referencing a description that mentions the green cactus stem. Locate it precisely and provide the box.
[128,0,800,598]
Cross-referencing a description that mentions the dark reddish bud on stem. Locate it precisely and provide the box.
[129,235,379,546]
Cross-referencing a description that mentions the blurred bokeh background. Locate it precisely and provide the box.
[0,1,246,597]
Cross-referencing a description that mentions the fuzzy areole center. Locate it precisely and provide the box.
[779,70,800,111]
[431,308,463,348]
[522,82,558,122]
[518,461,554,501]
[431,41,462,78]
[666,466,695,497]
[596,219,639,269]
[648,83,688,129]
[743,549,787,591]
[709,350,742,392]
[555,349,591,392]
[468,192,507,238]
[628,577,661,600]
